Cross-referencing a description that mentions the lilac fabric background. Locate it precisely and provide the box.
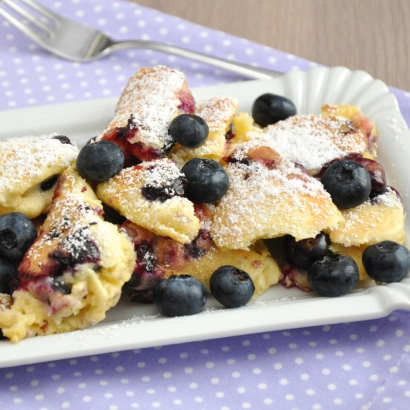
[1,1,410,409]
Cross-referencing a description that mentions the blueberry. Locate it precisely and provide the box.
[354,158,387,197]
[169,114,209,148]
[210,265,255,308]
[142,176,187,202]
[181,158,229,203]
[50,277,71,295]
[0,213,37,263]
[321,160,371,209]
[52,135,72,145]
[283,233,331,270]
[0,257,18,294]
[40,174,59,191]
[76,140,125,182]
[252,93,297,127]
[153,275,207,317]
[307,254,359,297]
[362,241,410,283]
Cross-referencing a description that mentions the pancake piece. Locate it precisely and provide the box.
[328,188,405,247]
[0,135,78,218]
[171,96,238,167]
[211,134,343,250]
[260,104,377,175]
[221,112,264,162]
[0,168,135,342]
[96,159,201,244]
[99,65,195,162]
[322,104,378,157]
[120,205,280,302]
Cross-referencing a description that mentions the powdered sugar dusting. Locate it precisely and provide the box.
[227,159,327,207]
[0,134,78,195]
[263,115,368,172]
[104,159,184,199]
[27,175,103,263]
[106,65,187,150]
[371,187,402,207]
[143,159,185,189]
[196,96,238,131]
[211,144,341,248]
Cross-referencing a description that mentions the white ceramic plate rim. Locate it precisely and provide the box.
[1,66,410,369]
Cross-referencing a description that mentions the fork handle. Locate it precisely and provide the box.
[107,40,281,80]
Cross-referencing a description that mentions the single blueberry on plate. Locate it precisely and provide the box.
[181,158,229,203]
[362,241,410,282]
[153,275,207,317]
[169,114,209,148]
[76,140,125,182]
[283,232,331,270]
[0,257,18,294]
[321,160,371,209]
[210,265,255,308]
[252,93,297,127]
[0,212,37,262]
[307,254,359,297]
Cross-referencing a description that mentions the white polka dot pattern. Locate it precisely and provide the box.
[1,1,410,409]
[0,0,312,111]
[2,312,410,409]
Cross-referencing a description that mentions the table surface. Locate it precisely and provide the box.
[133,0,410,91]
[1,1,410,409]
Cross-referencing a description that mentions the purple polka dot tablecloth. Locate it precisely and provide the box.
[1,1,410,409]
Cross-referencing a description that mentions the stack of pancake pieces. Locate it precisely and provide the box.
[0,65,405,342]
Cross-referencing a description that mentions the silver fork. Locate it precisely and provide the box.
[0,0,281,80]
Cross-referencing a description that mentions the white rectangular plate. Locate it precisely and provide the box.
[1,67,410,368]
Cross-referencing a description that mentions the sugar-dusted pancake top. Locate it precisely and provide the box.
[196,96,238,132]
[0,135,78,204]
[96,158,201,244]
[102,65,194,152]
[0,134,79,218]
[260,105,377,174]
[211,134,343,250]
[328,187,405,247]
